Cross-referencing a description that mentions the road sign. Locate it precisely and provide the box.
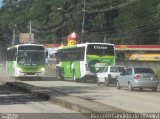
[19,33,34,43]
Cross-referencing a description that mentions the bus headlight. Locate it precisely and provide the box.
[17,67,22,72]
[40,68,45,73]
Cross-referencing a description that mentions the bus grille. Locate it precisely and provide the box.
[26,73,36,75]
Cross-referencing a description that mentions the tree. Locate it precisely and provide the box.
[114,0,160,45]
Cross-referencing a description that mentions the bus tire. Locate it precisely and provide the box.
[73,73,78,82]
[60,76,64,80]
[12,70,16,79]
[59,69,64,81]
[72,69,77,82]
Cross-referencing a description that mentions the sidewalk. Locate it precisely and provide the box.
[4,81,126,114]
[0,68,126,114]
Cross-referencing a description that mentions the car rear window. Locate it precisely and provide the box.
[118,67,125,72]
[134,68,154,74]
[110,66,125,72]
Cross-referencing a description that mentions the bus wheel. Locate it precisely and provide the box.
[59,70,64,80]
[59,73,64,80]
[73,74,78,82]
[60,76,64,80]
[12,70,16,79]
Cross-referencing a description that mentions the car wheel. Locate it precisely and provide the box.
[116,81,121,89]
[152,87,157,92]
[97,78,100,86]
[128,83,133,91]
[105,78,109,87]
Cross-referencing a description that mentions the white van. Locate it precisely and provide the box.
[96,65,125,86]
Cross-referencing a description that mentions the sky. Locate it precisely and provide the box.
[0,0,2,8]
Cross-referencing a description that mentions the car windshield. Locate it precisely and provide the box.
[134,68,154,74]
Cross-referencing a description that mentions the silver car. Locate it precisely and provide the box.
[97,65,125,86]
[116,67,159,91]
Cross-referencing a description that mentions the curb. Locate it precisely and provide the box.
[6,82,127,114]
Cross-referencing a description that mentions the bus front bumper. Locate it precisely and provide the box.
[16,72,45,78]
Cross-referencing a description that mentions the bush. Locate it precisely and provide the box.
[155,69,160,78]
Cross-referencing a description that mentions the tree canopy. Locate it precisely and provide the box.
[0,0,160,46]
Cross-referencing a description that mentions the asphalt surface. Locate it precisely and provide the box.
[0,69,90,119]
[0,67,125,114]
[1,67,160,119]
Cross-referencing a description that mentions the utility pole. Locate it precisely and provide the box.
[104,34,107,43]
[61,11,64,42]
[29,20,32,43]
[57,8,66,42]
[12,24,16,45]
[81,0,86,43]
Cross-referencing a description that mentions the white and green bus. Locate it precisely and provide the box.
[56,42,115,81]
[6,44,46,78]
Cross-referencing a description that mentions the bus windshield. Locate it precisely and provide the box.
[17,50,45,66]
[87,44,114,56]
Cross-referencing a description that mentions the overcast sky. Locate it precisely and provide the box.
[0,0,2,8]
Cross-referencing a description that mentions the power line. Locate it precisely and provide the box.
[85,11,159,36]
[85,0,140,13]
[85,0,111,6]
[31,22,68,34]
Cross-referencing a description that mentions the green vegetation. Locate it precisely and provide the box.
[155,69,160,77]
[0,0,160,45]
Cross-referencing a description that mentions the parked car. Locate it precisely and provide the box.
[116,67,159,92]
[96,65,125,86]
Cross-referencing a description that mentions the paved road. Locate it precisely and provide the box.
[1,68,160,113]
[19,80,160,113]
[0,83,89,119]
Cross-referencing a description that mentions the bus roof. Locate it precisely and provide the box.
[7,43,44,50]
[58,42,114,49]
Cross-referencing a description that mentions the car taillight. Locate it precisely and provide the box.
[134,75,141,80]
